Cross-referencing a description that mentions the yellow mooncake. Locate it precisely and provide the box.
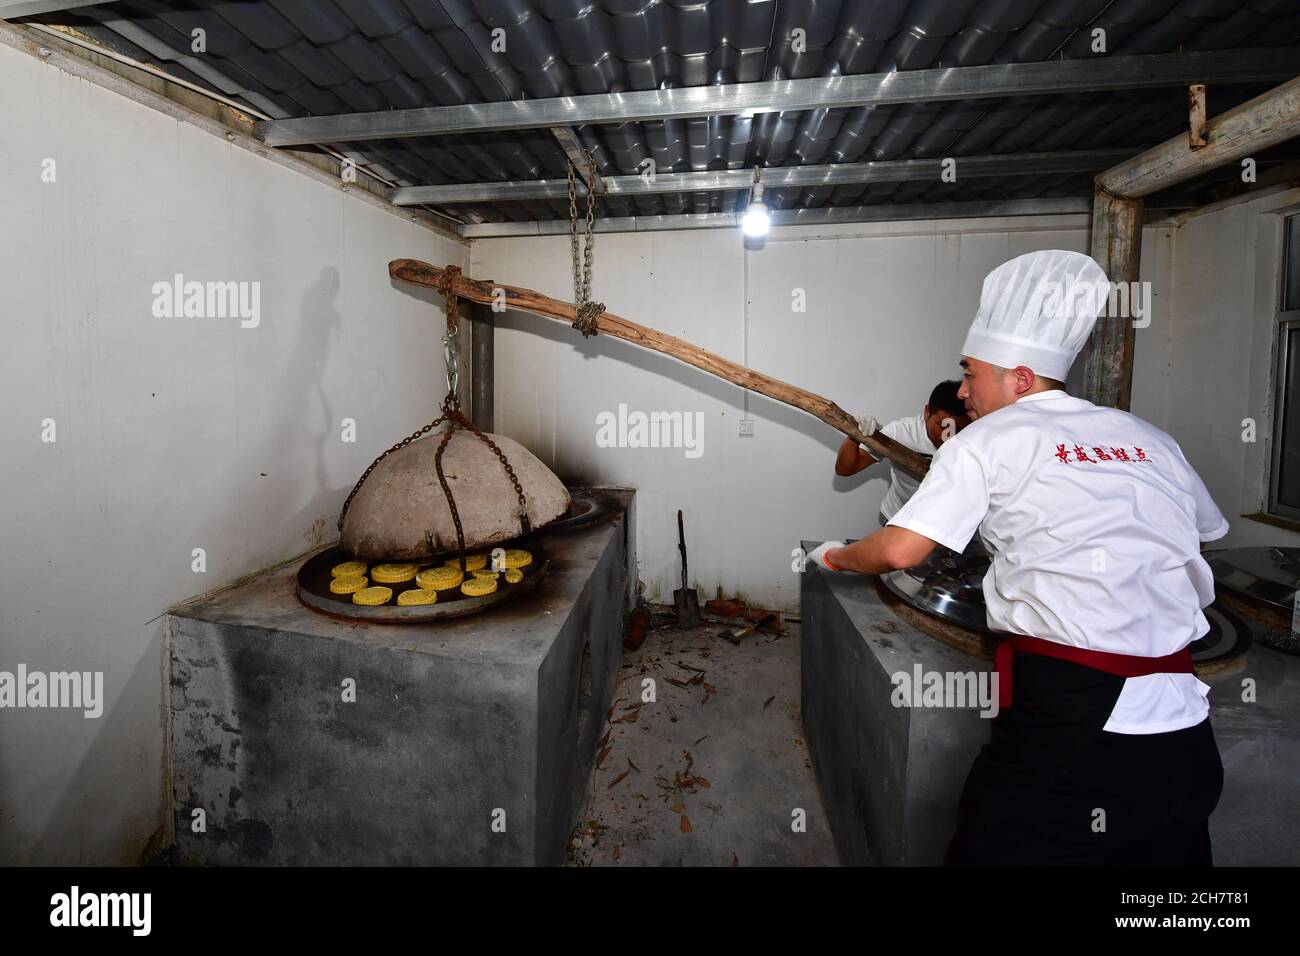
[460,576,498,597]
[501,549,533,570]
[329,574,368,595]
[331,560,368,578]
[352,586,393,606]
[371,563,418,584]
[397,588,438,606]
[417,566,464,591]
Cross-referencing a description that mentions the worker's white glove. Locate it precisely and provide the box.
[806,540,847,572]
[855,414,879,437]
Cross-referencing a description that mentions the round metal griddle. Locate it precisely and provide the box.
[295,488,611,624]
[297,543,548,623]
[879,546,1252,675]
[1206,546,1300,654]
[525,491,610,536]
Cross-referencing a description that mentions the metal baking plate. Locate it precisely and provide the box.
[297,544,548,623]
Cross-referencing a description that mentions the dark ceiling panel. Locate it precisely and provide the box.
[28,0,1300,223]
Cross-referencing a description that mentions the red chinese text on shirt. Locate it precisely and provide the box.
[1054,443,1153,463]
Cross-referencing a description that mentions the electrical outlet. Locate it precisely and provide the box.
[739,420,754,437]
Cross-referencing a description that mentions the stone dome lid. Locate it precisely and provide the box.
[341,429,569,561]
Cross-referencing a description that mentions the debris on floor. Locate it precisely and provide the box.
[565,607,836,866]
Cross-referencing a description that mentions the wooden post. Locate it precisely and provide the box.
[470,301,494,432]
[1081,187,1143,410]
[1086,74,1300,409]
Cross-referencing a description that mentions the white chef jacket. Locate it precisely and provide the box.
[887,390,1230,734]
[876,412,937,520]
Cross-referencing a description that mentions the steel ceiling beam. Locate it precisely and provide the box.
[458,198,1097,237]
[256,48,1300,147]
[390,149,1134,205]
[0,1,118,17]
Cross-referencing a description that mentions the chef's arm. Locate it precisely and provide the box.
[835,436,878,476]
[827,526,938,574]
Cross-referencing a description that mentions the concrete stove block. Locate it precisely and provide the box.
[801,540,1300,866]
[167,488,634,866]
[800,544,990,865]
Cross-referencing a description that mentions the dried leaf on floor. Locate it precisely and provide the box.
[595,745,612,769]
[680,814,692,834]
[701,682,715,704]
[763,695,776,710]
[694,776,711,788]
[612,845,621,861]
[607,769,630,789]
[627,756,640,772]
[694,735,708,746]
[671,801,685,813]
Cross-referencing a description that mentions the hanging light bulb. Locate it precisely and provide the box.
[742,177,769,237]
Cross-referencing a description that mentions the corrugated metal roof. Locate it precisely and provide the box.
[31,0,1300,226]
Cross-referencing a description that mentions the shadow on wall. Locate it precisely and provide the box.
[271,266,346,550]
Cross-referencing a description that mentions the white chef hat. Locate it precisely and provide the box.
[960,250,1110,381]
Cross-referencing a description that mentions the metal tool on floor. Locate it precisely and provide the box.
[717,613,778,646]
[673,510,702,628]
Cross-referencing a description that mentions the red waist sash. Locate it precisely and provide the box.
[994,634,1194,711]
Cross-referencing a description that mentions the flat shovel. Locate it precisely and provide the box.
[673,510,702,628]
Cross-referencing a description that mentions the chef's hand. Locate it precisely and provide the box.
[854,414,879,451]
[806,540,847,571]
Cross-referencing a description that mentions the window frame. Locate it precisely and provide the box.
[1269,215,1300,522]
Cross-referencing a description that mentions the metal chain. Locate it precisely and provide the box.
[433,424,468,572]
[568,161,582,312]
[336,263,533,550]
[337,413,446,532]
[452,409,532,535]
[568,149,605,337]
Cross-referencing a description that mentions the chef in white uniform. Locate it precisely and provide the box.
[807,249,1228,865]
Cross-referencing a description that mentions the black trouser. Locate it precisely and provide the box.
[945,653,1224,866]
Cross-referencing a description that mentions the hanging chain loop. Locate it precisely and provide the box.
[337,262,532,550]
[568,148,605,337]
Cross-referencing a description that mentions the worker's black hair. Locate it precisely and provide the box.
[928,380,966,418]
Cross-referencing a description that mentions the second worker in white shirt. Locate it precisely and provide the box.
[807,249,1228,866]
[834,380,971,526]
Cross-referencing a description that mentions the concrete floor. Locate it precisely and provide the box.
[564,610,838,866]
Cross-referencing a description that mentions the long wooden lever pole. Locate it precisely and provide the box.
[390,258,930,480]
